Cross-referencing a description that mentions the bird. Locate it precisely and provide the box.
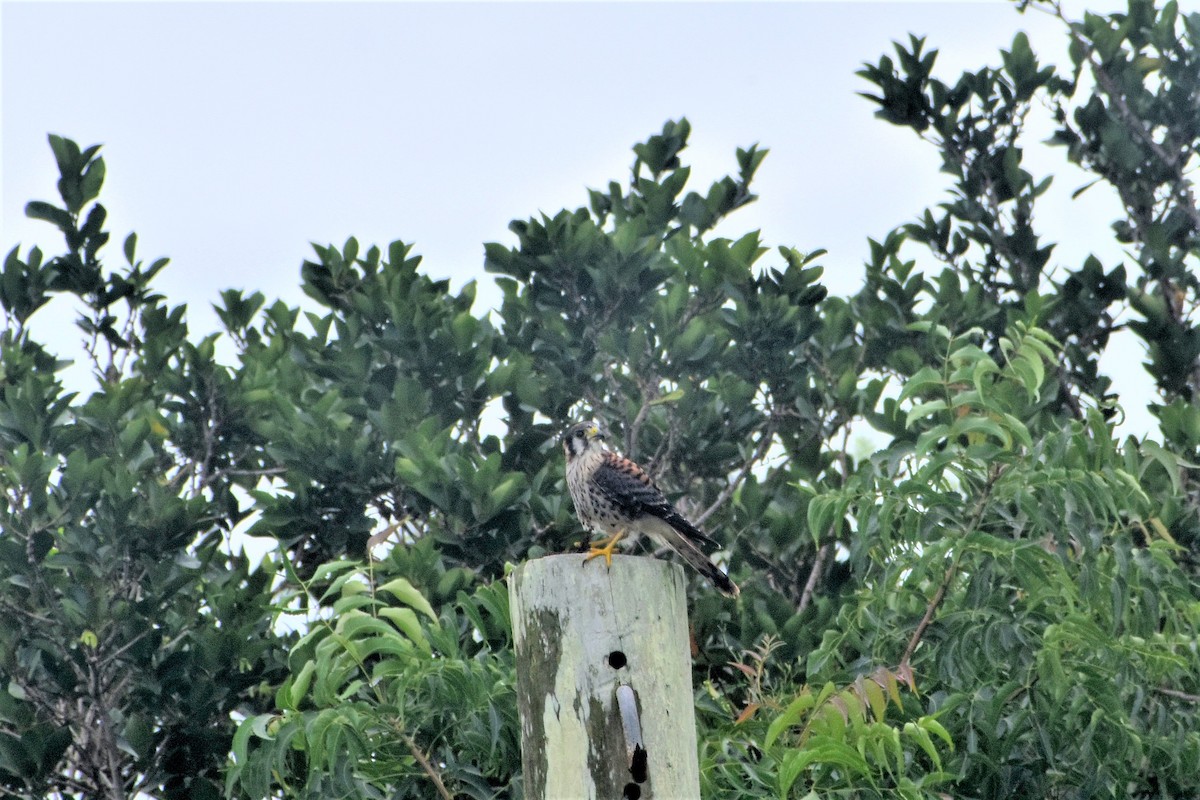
[561,420,739,597]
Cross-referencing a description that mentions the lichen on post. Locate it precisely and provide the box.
[509,553,701,800]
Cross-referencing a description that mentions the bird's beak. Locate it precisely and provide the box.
[587,422,603,440]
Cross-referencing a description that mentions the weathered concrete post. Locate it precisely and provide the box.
[509,553,701,800]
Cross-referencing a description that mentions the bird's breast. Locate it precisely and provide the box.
[566,450,625,533]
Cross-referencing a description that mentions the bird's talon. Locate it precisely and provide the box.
[583,531,625,568]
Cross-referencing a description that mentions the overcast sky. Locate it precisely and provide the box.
[1,1,1152,435]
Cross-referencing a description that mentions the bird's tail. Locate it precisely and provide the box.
[658,514,740,597]
[691,548,740,597]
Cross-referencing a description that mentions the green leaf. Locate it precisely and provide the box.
[377,606,430,654]
[766,689,815,749]
[25,201,72,231]
[918,716,953,749]
[47,134,80,175]
[378,577,437,622]
[487,474,527,513]
[1141,439,1183,494]
[897,366,944,403]
[778,748,807,799]
[289,660,317,709]
[649,388,685,405]
[80,157,106,204]
[906,399,949,428]
[862,677,887,722]
[902,721,942,769]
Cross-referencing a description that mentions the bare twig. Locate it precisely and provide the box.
[901,464,1005,667]
[193,378,220,493]
[203,465,287,486]
[626,389,655,459]
[900,555,962,668]
[1154,686,1200,704]
[647,420,679,483]
[98,629,153,669]
[1089,59,1200,235]
[398,731,454,800]
[834,422,852,483]
[695,420,777,527]
[738,534,802,596]
[82,653,128,800]
[798,544,831,615]
[0,598,56,626]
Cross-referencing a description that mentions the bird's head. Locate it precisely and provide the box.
[562,420,605,460]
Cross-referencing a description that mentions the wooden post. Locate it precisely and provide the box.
[509,553,701,800]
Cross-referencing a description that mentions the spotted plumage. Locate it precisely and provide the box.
[562,420,739,597]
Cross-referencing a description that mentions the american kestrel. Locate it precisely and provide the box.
[562,420,739,597]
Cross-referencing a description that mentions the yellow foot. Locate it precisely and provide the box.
[583,531,625,568]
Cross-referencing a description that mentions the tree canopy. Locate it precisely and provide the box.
[1,1,1198,798]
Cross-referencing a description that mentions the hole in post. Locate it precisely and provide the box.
[608,650,627,669]
[630,744,648,783]
[622,783,641,799]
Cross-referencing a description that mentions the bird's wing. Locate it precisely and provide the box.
[592,452,721,552]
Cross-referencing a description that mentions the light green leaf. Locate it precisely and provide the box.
[289,660,317,709]
[378,577,438,622]
[378,606,430,654]
[903,721,942,769]
[649,388,685,405]
[918,716,954,749]
[897,366,944,404]
[766,688,815,749]
[906,399,949,428]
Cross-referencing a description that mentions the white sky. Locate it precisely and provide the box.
[1,0,1154,436]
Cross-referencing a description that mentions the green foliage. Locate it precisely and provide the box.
[1,140,289,799]
[226,549,518,799]
[795,323,1200,798]
[858,0,1200,446]
[2,2,1200,798]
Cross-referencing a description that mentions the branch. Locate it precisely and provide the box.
[900,464,1005,668]
[80,654,128,800]
[97,629,153,669]
[1089,58,1200,235]
[203,465,287,487]
[797,544,831,615]
[0,598,56,626]
[1154,686,1200,704]
[626,389,655,460]
[695,420,776,528]
[192,378,220,493]
[739,535,803,597]
[900,555,961,668]
[398,731,454,800]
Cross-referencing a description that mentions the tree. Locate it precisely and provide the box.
[1,1,1198,799]
[757,0,1200,795]
[1,138,290,799]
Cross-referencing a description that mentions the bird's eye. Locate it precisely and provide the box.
[574,430,584,438]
